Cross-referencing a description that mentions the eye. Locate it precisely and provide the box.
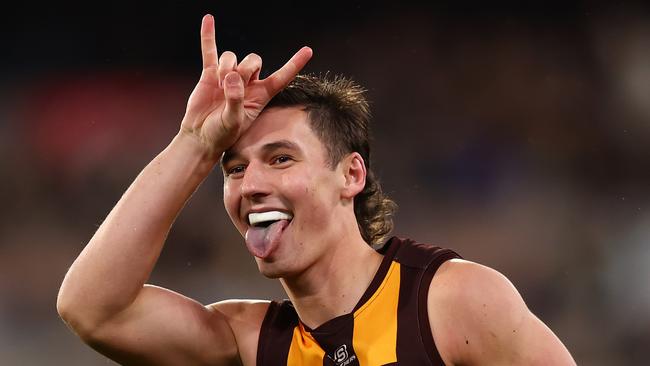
[272,155,292,165]
[226,165,246,177]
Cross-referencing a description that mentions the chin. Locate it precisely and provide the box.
[258,269,284,279]
[255,258,300,279]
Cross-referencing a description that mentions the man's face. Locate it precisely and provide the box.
[222,107,345,278]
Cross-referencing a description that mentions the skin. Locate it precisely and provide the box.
[221,106,383,329]
[56,14,576,366]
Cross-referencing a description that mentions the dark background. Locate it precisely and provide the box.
[1,1,649,364]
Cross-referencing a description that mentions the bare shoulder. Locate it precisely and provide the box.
[207,299,271,366]
[426,259,522,364]
[429,259,523,313]
[428,259,576,365]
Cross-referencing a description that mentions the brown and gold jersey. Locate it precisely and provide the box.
[256,236,461,365]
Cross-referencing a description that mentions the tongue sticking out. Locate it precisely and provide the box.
[245,220,290,258]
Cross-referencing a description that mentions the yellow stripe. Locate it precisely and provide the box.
[352,261,400,366]
[287,323,326,365]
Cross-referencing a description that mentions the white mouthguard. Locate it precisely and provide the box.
[248,211,293,226]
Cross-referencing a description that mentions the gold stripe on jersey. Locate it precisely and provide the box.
[287,322,326,365]
[352,261,400,365]
[285,261,401,366]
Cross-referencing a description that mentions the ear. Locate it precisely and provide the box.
[340,152,367,200]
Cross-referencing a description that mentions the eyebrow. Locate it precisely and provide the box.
[220,140,301,169]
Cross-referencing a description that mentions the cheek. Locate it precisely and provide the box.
[283,173,338,229]
[222,182,240,226]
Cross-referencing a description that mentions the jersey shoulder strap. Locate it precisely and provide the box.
[382,236,462,365]
[256,299,298,366]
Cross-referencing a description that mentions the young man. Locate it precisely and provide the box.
[57,14,576,365]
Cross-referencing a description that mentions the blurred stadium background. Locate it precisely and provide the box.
[1,1,649,364]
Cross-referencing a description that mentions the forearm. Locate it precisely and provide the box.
[57,132,219,329]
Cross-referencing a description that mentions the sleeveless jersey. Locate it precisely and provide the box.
[256,236,462,365]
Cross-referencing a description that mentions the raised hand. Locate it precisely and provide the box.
[180,14,312,158]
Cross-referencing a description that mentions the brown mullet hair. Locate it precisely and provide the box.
[266,73,397,246]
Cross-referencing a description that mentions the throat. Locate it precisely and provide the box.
[280,243,385,329]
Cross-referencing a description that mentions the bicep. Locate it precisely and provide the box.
[510,310,576,365]
[85,285,240,366]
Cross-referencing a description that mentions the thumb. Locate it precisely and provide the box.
[222,71,245,126]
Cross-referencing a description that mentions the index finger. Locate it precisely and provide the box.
[263,46,313,96]
[200,14,219,69]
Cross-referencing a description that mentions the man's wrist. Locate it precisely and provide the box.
[169,131,222,175]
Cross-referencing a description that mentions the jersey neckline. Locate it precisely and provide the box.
[300,236,401,334]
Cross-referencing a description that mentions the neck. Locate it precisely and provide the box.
[280,230,383,329]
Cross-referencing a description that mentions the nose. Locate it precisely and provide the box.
[240,161,271,201]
